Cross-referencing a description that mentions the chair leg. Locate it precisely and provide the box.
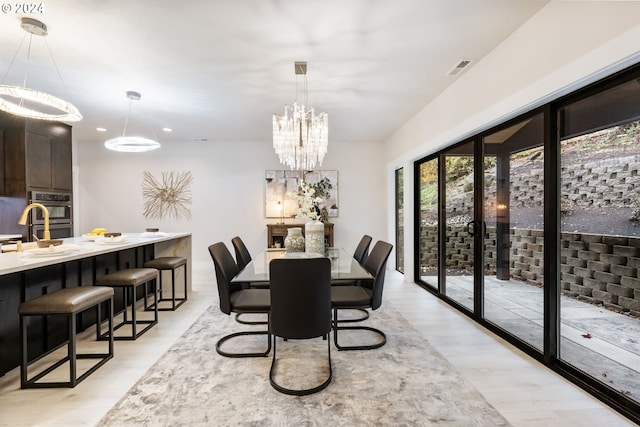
[269,333,332,395]
[235,313,268,325]
[334,308,370,323]
[216,312,271,358]
[332,308,386,351]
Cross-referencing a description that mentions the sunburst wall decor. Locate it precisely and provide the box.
[142,171,193,220]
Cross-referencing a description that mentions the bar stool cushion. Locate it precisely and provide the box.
[19,286,114,315]
[96,268,158,287]
[144,257,186,270]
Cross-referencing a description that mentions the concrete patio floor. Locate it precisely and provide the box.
[421,274,640,403]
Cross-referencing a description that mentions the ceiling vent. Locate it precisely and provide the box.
[446,59,473,76]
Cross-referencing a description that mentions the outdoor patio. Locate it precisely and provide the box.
[422,274,640,402]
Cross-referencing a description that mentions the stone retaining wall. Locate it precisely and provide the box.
[561,232,640,315]
[443,154,640,217]
[419,225,640,316]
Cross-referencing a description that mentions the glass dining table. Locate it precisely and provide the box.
[231,248,373,284]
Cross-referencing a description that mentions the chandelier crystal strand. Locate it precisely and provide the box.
[272,62,328,170]
[273,102,328,170]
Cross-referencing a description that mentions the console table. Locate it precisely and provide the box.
[267,223,333,248]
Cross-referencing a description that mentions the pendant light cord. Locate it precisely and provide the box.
[1,33,28,84]
[120,94,159,141]
[121,99,133,137]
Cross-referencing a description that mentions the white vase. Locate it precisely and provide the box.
[305,220,325,255]
[284,227,305,253]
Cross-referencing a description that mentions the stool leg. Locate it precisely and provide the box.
[20,315,27,388]
[152,278,158,322]
[130,285,137,338]
[183,264,188,303]
[122,287,129,325]
[144,273,159,311]
[108,297,114,356]
[171,267,177,310]
[96,301,102,340]
[69,313,77,387]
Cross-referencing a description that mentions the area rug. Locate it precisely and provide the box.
[98,303,510,426]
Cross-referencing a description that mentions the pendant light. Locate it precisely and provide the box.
[104,91,160,153]
[0,18,82,122]
[273,61,328,170]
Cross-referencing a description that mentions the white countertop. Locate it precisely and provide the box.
[0,232,191,276]
[0,234,21,241]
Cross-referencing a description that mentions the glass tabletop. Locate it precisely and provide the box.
[231,248,372,283]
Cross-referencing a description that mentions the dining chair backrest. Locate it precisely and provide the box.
[269,257,332,340]
[362,241,393,311]
[208,242,241,315]
[353,234,373,264]
[231,236,252,271]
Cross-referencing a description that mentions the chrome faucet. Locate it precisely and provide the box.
[18,203,50,240]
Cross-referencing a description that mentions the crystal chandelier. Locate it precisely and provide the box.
[0,18,82,122]
[273,62,328,170]
[104,91,160,153]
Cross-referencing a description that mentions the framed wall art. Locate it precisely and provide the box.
[265,170,338,219]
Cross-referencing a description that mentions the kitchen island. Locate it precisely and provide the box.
[0,232,191,376]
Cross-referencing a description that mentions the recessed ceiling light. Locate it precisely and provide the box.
[96,127,107,132]
[162,127,172,132]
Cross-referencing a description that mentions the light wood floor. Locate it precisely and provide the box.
[0,263,635,426]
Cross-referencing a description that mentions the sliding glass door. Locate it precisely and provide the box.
[559,77,640,405]
[416,157,438,290]
[395,168,404,273]
[482,114,545,350]
[413,64,640,420]
[443,142,475,311]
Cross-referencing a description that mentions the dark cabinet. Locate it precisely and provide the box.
[25,131,52,189]
[51,137,72,190]
[0,273,21,374]
[0,112,73,196]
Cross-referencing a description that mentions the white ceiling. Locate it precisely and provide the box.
[0,0,548,145]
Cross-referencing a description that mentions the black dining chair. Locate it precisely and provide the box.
[331,240,393,351]
[231,236,252,271]
[231,236,270,291]
[332,234,373,323]
[208,242,271,358]
[353,234,373,265]
[269,257,333,395]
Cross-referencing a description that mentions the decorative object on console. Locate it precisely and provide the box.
[0,18,82,122]
[142,171,193,220]
[291,181,322,221]
[104,91,160,152]
[284,227,305,253]
[265,170,338,218]
[305,220,325,255]
[272,61,328,170]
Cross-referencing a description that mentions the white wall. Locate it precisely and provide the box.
[75,138,385,264]
[383,1,640,277]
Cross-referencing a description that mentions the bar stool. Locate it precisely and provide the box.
[19,286,114,388]
[143,257,187,311]
[95,268,158,340]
